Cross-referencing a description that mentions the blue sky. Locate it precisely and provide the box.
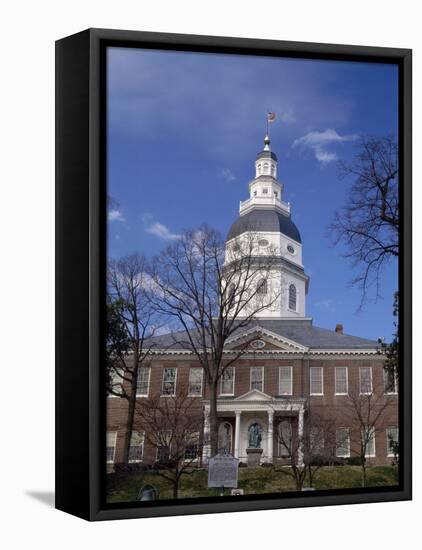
[107,47,398,342]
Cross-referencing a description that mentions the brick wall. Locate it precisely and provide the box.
[107,354,398,467]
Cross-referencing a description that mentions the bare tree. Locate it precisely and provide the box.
[135,386,204,498]
[344,390,395,487]
[274,408,337,490]
[148,225,282,456]
[107,254,159,464]
[330,136,398,304]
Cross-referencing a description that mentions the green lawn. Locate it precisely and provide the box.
[106,465,398,503]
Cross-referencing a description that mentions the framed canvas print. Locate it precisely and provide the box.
[55,28,412,521]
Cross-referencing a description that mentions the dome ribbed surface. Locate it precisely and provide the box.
[227,208,302,243]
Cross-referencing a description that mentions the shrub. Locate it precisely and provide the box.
[345,456,363,466]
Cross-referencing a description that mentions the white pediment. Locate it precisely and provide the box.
[226,326,308,352]
[235,389,272,402]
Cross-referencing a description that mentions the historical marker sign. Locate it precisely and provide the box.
[208,454,239,488]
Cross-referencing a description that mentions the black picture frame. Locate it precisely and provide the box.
[55,28,412,521]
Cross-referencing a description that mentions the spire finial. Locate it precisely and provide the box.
[264,134,271,151]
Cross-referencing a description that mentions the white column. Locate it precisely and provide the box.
[297,407,304,466]
[267,411,274,464]
[234,411,241,458]
[202,407,211,463]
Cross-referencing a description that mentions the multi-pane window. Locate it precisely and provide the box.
[279,421,292,457]
[156,431,171,462]
[106,431,117,463]
[336,428,350,458]
[362,426,376,457]
[136,367,150,396]
[335,367,348,395]
[386,427,399,457]
[288,284,297,311]
[221,367,235,395]
[384,368,398,394]
[310,367,323,395]
[188,368,203,396]
[359,367,373,394]
[161,367,177,396]
[128,431,144,463]
[279,366,293,395]
[250,367,264,392]
[184,433,199,461]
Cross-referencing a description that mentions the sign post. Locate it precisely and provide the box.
[208,454,239,495]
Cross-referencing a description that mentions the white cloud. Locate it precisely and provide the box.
[108,209,125,222]
[292,129,357,164]
[279,107,296,124]
[146,221,180,241]
[220,168,236,182]
[107,49,354,163]
[314,298,335,311]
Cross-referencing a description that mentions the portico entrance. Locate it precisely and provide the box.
[203,389,306,465]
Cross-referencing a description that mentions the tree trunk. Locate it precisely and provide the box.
[122,362,138,464]
[361,461,367,488]
[208,379,219,457]
[173,474,180,499]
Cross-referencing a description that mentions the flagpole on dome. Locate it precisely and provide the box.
[265,111,276,151]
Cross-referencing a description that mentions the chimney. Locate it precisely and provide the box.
[335,324,344,334]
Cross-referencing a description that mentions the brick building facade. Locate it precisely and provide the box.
[106,133,398,470]
[107,320,398,469]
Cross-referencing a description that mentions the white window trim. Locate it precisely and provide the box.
[384,369,398,395]
[310,367,324,396]
[188,368,203,397]
[363,427,376,458]
[359,367,373,395]
[136,367,151,397]
[386,427,398,457]
[161,367,177,397]
[336,427,350,458]
[287,283,298,313]
[106,431,117,463]
[128,431,145,464]
[279,366,293,396]
[250,366,264,392]
[335,366,349,395]
[183,432,201,462]
[220,367,235,396]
